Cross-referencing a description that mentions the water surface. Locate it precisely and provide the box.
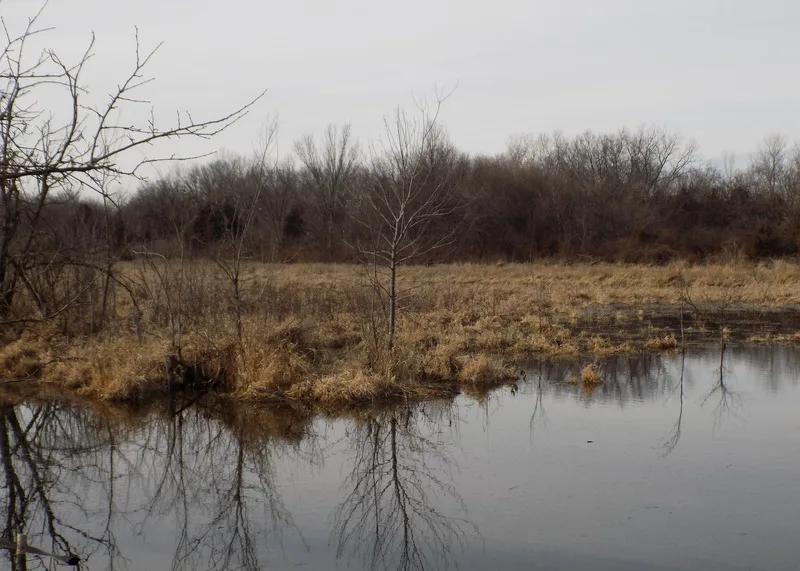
[2,345,799,570]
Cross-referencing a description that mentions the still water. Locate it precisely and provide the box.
[1,345,799,570]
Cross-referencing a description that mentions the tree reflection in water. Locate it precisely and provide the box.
[0,396,479,570]
[522,345,800,456]
[661,349,687,456]
[527,362,548,444]
[525,353,676,406]
[0,394,481,571]
[701,342,742,428]
[332,403,479,571]
[136,402,317,571]
[0,398,319,570]
[0,402,119,569]
[1,345,798,569]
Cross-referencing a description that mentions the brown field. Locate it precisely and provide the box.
[3,261,800,409]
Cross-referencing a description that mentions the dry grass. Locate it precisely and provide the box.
[572,364,603,386]
[748,332,800,344]
[569,363,604,397]
[646,333,679,351]
[3,260,800,407]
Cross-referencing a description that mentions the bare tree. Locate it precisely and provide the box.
[354,97,462,350]
[785,143,800,212]
[0,3,264,323]
[623,126,697,197]
[751,134,788,199]
[249,156,298,261]
[294,124,359,254]
[190,125,277,349]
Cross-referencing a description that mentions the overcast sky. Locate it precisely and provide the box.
[4,0,799,172]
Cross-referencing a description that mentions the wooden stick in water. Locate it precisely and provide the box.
[0,535,80,566]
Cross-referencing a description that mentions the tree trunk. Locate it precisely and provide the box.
[0,221,16,319]
[388,261,397,350]
[233,273,243,349]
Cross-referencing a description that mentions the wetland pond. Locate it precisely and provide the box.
[2,345,799,570]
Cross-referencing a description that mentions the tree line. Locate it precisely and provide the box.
[111,128,800,264]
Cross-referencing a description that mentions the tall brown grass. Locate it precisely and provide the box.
[3,261,800,407]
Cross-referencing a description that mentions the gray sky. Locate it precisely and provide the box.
[4,0,799,171]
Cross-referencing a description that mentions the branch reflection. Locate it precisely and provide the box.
[0,401,120,569]
[332,403,478,571]
[0,396,318,570]
[137,401,317,571]
[701,342,741,428]
[661,350,687,456]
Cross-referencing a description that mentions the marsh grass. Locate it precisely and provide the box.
[646,333,680,351]
[3,261,800,406]
[748,332,800,344]
[572,364,603,386]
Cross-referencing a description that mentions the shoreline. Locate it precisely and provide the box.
[2,262,800,408]
[0,337,794,429]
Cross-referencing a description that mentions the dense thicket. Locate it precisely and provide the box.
[56,128,800,264]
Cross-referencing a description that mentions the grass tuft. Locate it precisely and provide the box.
[646,333,679,351]
[572,364,603,388]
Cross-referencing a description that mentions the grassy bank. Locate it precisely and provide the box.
[3,261,800,408]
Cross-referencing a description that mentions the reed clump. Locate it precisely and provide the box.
[572,364,603,387]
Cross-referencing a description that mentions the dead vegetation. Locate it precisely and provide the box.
[2,261,800,408]
[574,364,603,386]
[4,3,800,412]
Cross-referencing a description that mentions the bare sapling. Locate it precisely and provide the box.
[353,91,463,353]
[204,123,278,350]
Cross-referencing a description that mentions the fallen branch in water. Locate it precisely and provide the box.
[0,534,80,566]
